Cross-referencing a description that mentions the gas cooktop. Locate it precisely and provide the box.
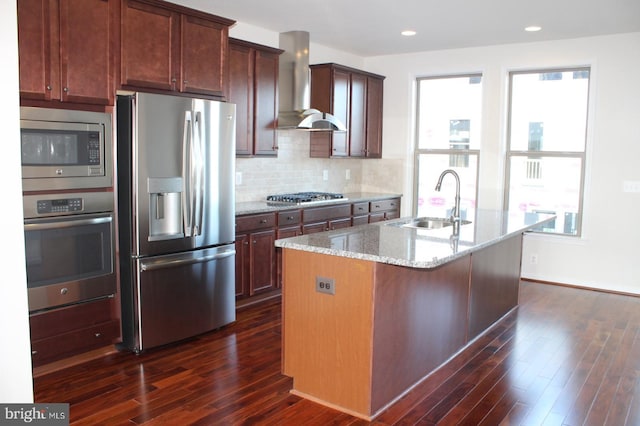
[266,192,347,205]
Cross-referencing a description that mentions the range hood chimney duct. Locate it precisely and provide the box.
[278,31,346,131]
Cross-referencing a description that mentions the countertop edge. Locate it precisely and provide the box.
[275,215,554,269]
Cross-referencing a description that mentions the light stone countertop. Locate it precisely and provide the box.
[275,209,555,269]
[235,192,402,216]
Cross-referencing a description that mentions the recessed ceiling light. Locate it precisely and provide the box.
[401,30,417,37]
[525,26,542,32]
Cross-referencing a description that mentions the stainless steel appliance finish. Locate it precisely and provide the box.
[23,192,117,312]
[117,92,236,352]
[277,31,346,131]
[266,191,347,205]
[20,107,113,191]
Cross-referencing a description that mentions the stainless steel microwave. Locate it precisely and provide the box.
[20,107,113,191]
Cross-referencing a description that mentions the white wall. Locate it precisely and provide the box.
[0,1,35,402]
[365,33,640,294]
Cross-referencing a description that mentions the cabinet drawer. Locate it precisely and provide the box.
[370,198,399,212]
[352,215,369,226]
[30,297,114,341]
[352,202,369,215]
[236,213,276,232]
[31,319,120,366]
[278,210,302,226]
[303,204,351,223]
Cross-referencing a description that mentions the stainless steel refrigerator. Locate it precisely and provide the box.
[116,92,236,352]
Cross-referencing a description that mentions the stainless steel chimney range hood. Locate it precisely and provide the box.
[277,31,346,131]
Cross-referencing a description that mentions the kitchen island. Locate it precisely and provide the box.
[276,210,554,420]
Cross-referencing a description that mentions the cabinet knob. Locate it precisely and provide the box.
[63,87,69,92]
[60,287,68,295]
[171,78,177,83]
[260,219,267,224]
[94,332,102,338]
[243,241,249,245]
[31,350,38,356]
[184,80,188,84]
[46,85,52,91]
[253,240,257,244]
[287,216,294,221]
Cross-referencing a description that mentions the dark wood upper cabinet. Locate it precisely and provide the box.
[228,38,283,156]
[309,63,385,159]
[120,0,233,98]
[18,0,116,105]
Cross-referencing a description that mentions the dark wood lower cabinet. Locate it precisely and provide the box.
[236,197,400,304]
[235,213,277,299]
[29,297,120,367]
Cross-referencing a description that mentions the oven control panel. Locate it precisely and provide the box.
[37,198,83,214]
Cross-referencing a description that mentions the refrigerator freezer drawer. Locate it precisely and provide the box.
[126,245,235,352]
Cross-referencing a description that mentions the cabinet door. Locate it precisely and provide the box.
[331,70,350,157]
[366,76,384,158]
[253,49,279,155]
[180,14,227,97]
[235,233,250,298]
[59,0,114,105]
[17,0,55,101]
[349,73,367,157]
[121,0,179,91]
[249,229,276,295]
[228,42,253,155]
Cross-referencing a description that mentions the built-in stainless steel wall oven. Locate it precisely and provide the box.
[23,192,117,312]
[20,107,116,313]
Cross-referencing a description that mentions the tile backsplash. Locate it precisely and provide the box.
[235,130,404,202]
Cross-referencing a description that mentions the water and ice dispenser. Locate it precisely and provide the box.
[148,177,183,241]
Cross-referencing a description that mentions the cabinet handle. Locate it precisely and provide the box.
[375,205,380,208]
[31,350,38,356]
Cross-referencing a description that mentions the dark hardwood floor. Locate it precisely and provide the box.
[34,281,640,425]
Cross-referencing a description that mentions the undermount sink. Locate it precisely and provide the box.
[400,217,472,229]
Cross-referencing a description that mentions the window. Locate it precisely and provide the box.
[505,68,590,236]
[415,75,481,219]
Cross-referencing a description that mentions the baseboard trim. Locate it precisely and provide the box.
[521,278,640,298]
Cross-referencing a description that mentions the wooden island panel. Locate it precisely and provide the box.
[468,233,523,339]
[282,249,376,416]
[371,256,471,413]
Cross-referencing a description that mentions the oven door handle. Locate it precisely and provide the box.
[139,248,235,272]
[24,215,112,230]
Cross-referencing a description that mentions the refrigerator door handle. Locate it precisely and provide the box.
[193,110,204,236]
[182,110,194,237]
[139,248,235,272]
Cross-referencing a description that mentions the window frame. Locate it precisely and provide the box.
[413,73,482,217]
[504,66,590,237]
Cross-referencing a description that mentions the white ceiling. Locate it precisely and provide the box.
[174,0,640,57]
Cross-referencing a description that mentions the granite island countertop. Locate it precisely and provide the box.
[275,209,554,269]
[235,192,402,216]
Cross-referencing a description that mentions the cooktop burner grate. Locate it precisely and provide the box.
[266,192,347,205]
